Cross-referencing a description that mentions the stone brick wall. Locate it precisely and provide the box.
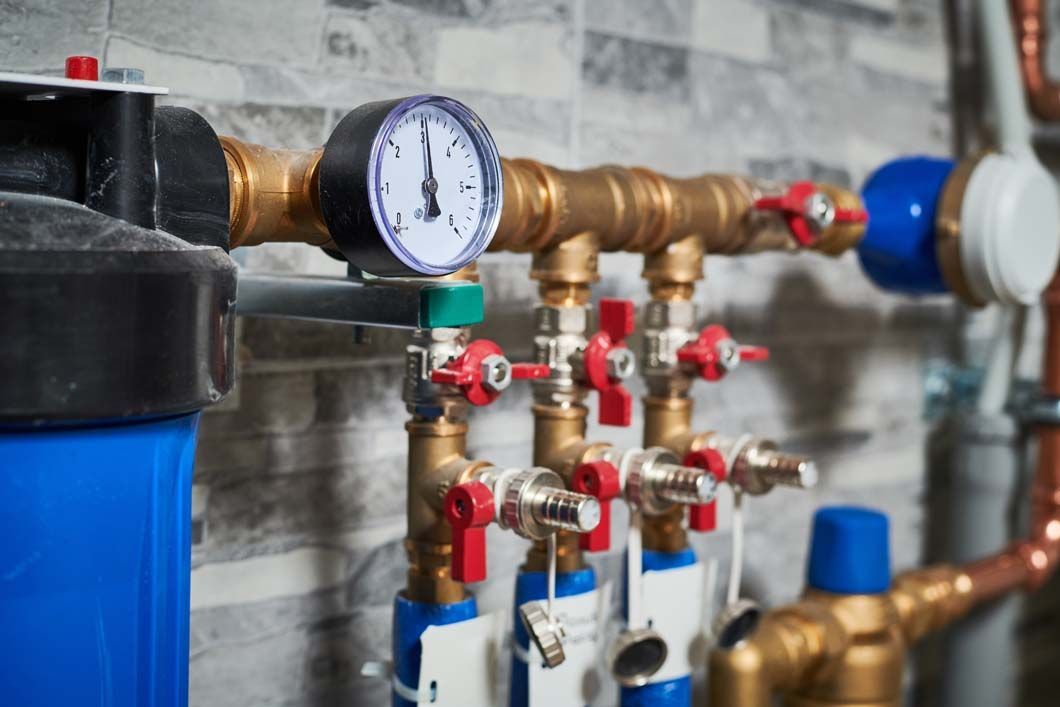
[5,1,1026,705]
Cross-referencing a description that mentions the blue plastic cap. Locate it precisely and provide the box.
[857,156,956,296]
[807,506,891,594]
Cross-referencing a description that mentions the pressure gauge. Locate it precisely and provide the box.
[319,95,503,277]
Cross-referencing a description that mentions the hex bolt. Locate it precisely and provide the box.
[803,191,836,231]
[605,347,636,380]
[480,354,512,393]
[101,67,145,85]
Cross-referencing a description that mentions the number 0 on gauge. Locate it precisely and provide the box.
[319,95,503,277]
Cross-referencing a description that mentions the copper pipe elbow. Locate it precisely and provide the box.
[1011,0,1060,121]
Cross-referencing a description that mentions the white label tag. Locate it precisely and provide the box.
[641,562,706,683]
[528,582,612,707]
[418,610,507,706]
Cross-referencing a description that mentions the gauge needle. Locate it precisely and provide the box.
[421,117,442,219]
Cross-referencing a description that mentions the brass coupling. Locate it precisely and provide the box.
[219,136,330,250]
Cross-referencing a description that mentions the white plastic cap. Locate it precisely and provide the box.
[960,153,1060,305]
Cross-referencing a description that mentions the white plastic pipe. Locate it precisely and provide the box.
[976,0,1033,154]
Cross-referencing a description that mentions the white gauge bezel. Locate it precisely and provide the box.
[366,95,503,276]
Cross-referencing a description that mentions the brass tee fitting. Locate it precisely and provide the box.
[219,137,331,250]
[709,566,973,707]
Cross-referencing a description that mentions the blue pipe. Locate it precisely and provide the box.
[0,413,200,707]
[509,566,596,707]
[392,593,478,707]
[619,548,698,707]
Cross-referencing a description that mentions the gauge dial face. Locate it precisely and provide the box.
[368,96,502,275]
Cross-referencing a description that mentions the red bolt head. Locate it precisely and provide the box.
[65,56,99,81]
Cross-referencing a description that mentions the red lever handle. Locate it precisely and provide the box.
[683,448,727,532]
[676,324,769,382]
[511,363,551,380]
[430,340,547,406]
[583,298,635,426]
[754,181,867,247]
[444,481,495,583]
[572,461,622,552]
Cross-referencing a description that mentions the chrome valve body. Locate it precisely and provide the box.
[473,466,601,540]
[533,303,591,406]
[403,326,470,419]
[624,446,719,516]
[641,299,697,397]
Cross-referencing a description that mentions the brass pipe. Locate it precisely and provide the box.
[405,417,491,604]
[1011,0,1060,121]
[492,158,865,258]
[219,137,331,250]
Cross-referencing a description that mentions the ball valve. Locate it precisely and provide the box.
[676,324,769,382]
[429,339,550,406]
[442,468,601,583]
[579,298,636,426]
[754,180,868,247]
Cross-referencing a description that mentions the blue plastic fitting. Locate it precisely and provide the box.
[392,593,478,707]
[857,156,957,295]
[0,413,200,707]
[807,506,891,595]
[619,548,698,707]
[510,567,597,707]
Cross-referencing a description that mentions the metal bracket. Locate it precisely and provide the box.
[235,273,484,330]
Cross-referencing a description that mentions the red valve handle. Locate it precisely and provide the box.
[65,56,99,81]
[582,298,635,426]
[754,180,868,247]
[429,340,548,406]
[571,461,622,552]
[676,324,769,382]
[511,363,551,380]
[444,481,495,583]
[683,448,727,533]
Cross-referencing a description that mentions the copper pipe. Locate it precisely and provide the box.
[1011,0,1060,121]
[962,272,1060,601]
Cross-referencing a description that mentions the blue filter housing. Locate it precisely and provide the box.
[0,413,200,707]
[857,156,957,295]
[510,566,597,707]
[619,548,698,707]
[392,593,478,707]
